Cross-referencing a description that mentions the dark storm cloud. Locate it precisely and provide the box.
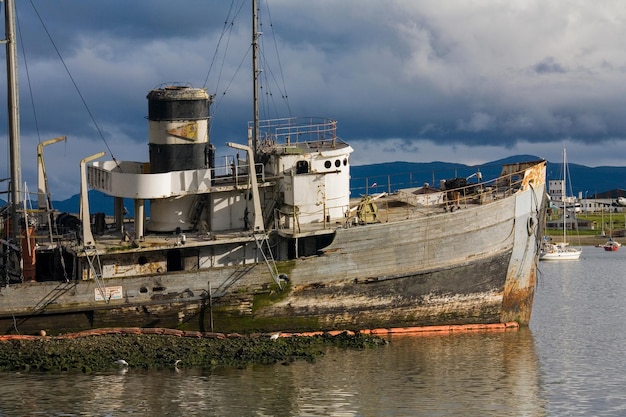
[533,57,567,74]
[3,0,626,198]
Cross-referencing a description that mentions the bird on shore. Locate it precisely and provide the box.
[269,332,280,340]
[114,359,129,367]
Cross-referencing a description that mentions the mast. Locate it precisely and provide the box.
[5,0,22,244]
[251,0,259,154]
[562,148,567,243]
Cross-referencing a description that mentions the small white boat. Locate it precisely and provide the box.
[540,240,582,260]
[540,149,581,261]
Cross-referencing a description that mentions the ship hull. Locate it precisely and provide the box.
[0,177,545,335]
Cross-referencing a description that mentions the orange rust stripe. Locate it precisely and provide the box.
[366,322,519,336]
[0,322,520,341]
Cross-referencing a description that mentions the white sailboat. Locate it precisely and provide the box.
[540,149,582,261]
[601,209,621,251]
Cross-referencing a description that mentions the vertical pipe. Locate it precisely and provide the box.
[5,0,21,242]
[209,281,214,333]
[251,0,259,153]
[80,152,105,248]
[135,199,145,241]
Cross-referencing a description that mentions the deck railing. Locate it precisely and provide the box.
[253,117,341,149]
[351,166,527,201]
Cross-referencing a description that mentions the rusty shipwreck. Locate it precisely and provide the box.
[0,0,547,334]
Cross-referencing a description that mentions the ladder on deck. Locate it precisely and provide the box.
[82,246,109,303]
[188,194,209,231]
[253,233,284,289]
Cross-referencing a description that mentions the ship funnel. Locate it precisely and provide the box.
[146,86,214,232]
[147,86,213,173]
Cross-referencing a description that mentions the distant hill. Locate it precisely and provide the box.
[550,162,626,198]
[351,155,626,198]
[0,191,136,217]
[350,155,541,195]
[2,155,624,215]
[51,191,136,217]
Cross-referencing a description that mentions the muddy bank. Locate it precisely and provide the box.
[0,330,386,373]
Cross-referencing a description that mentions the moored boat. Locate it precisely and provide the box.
[539,148,581,261]
[603,238,620,252]
[600,209,621,252]
[0,0,547,335]
[540,241,582,261]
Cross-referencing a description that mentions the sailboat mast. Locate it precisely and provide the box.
[4,0,22,242]
[563,149,566,242]
[251,0,259,154]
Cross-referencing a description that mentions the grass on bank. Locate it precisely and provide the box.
[544,211,625,245]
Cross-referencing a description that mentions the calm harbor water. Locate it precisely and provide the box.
[1,247,624,416]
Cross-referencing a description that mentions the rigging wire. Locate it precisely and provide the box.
[16,0,295,164]
[202,0,244,91]
[261,1,291,116]
[204,0,246,137]
[14,5,70,205]
[14,7,42,145]
[204,0,247,122]
[257,8,274,120]
[25,0,119,168]
[258,40,286,120]
[204,0,293,133]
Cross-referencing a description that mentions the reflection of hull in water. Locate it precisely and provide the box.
[276,330,543,415]
[0,329,544,415]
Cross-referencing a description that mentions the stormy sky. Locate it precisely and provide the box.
[3,0,626,199]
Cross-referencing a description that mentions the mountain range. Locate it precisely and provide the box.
[2,155,625,216]
[350,155,625,199]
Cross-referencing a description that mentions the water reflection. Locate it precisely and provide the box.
[277,330,546,417]
[6,249,626,415]
[533,248,626,416]
[0,330,544,416]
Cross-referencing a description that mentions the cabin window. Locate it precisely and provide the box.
[335,159,341,167]
[343,158,348,166]
[324,160,332,169]
[296,160,309,174]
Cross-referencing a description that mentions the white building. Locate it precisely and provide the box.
[547,182,625,214]
[547,179,579,211]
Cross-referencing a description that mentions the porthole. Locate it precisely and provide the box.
[343,158,348,166]
[325,160,331,169]
[335,159,341,167]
